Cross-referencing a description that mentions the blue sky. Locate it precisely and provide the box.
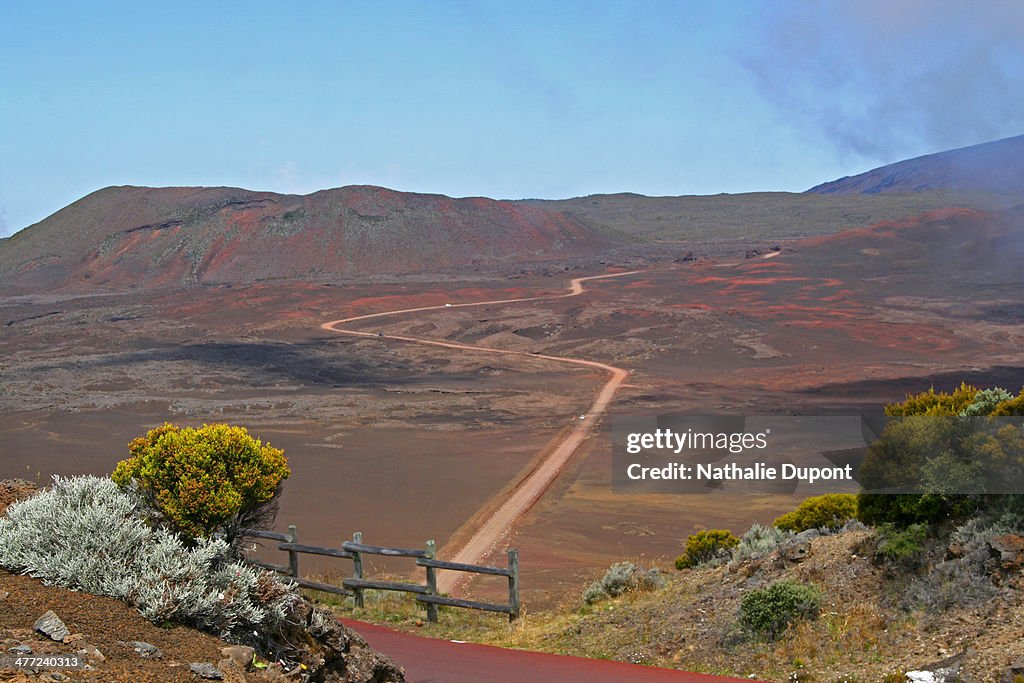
[2,1,1023,236]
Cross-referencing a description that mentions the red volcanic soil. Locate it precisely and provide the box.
[0,185,628,293]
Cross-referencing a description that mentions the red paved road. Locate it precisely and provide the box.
[342,619,757,683]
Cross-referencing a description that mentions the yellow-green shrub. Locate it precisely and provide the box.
[112,423,289,539]
[992,392,1024,415]
[675,529,739,569]
[883,382,979,416]
[773,493,857,532]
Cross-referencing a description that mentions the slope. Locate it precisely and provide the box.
[0,185,629,293]
[807,133,1024,197]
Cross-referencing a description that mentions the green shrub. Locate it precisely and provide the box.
[874,523,928,569]
[856,492,964,527]
[773,494,857,532]
[675,529,739,569]
[856,384,1023,527]
[583,562,663,604]
[112,423,289,540]
[739,580,821,640]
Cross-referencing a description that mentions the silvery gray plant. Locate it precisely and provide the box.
[0,475,297,636]
[731,523,794,565]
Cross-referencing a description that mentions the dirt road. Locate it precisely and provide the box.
[321,270,641,594]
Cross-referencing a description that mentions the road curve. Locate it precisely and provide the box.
[342,618,758,683]
[321,270,642,594]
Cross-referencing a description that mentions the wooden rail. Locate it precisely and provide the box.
[239,526,520,622]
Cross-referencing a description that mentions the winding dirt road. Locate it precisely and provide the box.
[321,270,641,594]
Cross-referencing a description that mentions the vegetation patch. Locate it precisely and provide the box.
[675,529,740,569]
[732,523,793,564]
[739,580,822,641]
[112,422,289,540]
[583,561,663,605]
[773,494,857,533]
[0,475,297,637]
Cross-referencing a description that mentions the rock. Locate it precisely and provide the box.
[120,640,163,659]
[220,645,255,669]
[265,599,404,681]
[33,611,69,642]
[795,529,821,542]
[190,662,224,680]
[216,658,249,683]
[989,534,1024,570]
[259,663,305,680]
[907,651,966,683]
[1002,655,1024,683]
[8,644,33,655]
[0,590,9,600]
[779,538,811,563]
[62,633,83,644]
[76,644,105,663]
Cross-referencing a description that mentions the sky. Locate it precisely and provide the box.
[2,0,1023,237]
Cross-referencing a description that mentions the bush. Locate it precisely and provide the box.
[856,492,963,528]
[675,529,739,569]
[0,476,297,637]
[112,423,289,540]
[962,387,1014,415]
[874,523,928,570]
[857,384,1024,528]
[731,523,793,564]
[773,494,857,532]
[905,555,995,612]
[883,383,979,417]
[583,562,663,604]
[992,392,1024,416]
[739,580,821,640]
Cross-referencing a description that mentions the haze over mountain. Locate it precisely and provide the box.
[807,134,1024,197]
[0,185,627,292]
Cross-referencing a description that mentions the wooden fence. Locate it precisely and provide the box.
[240,525,520,622]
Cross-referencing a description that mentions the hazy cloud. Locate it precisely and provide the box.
[748,0,1024,164]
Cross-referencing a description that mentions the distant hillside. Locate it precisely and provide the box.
[807,134,1024,197]
[521,190,1002,242]
[0,186,629,292]
[788,206,1024,295]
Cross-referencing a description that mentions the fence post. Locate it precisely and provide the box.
[287,525,299,579]
[351,531,365,608]
[424,540,438,624]
[508,548,520,622]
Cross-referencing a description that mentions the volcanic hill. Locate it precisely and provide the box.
[0,185,628,293]
[807,133,1024,197]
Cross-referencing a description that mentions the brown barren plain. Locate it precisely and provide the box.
[2,207,1023,608]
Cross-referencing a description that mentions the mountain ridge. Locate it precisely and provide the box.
[0,185,629,292]
[807,133,1024,197]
